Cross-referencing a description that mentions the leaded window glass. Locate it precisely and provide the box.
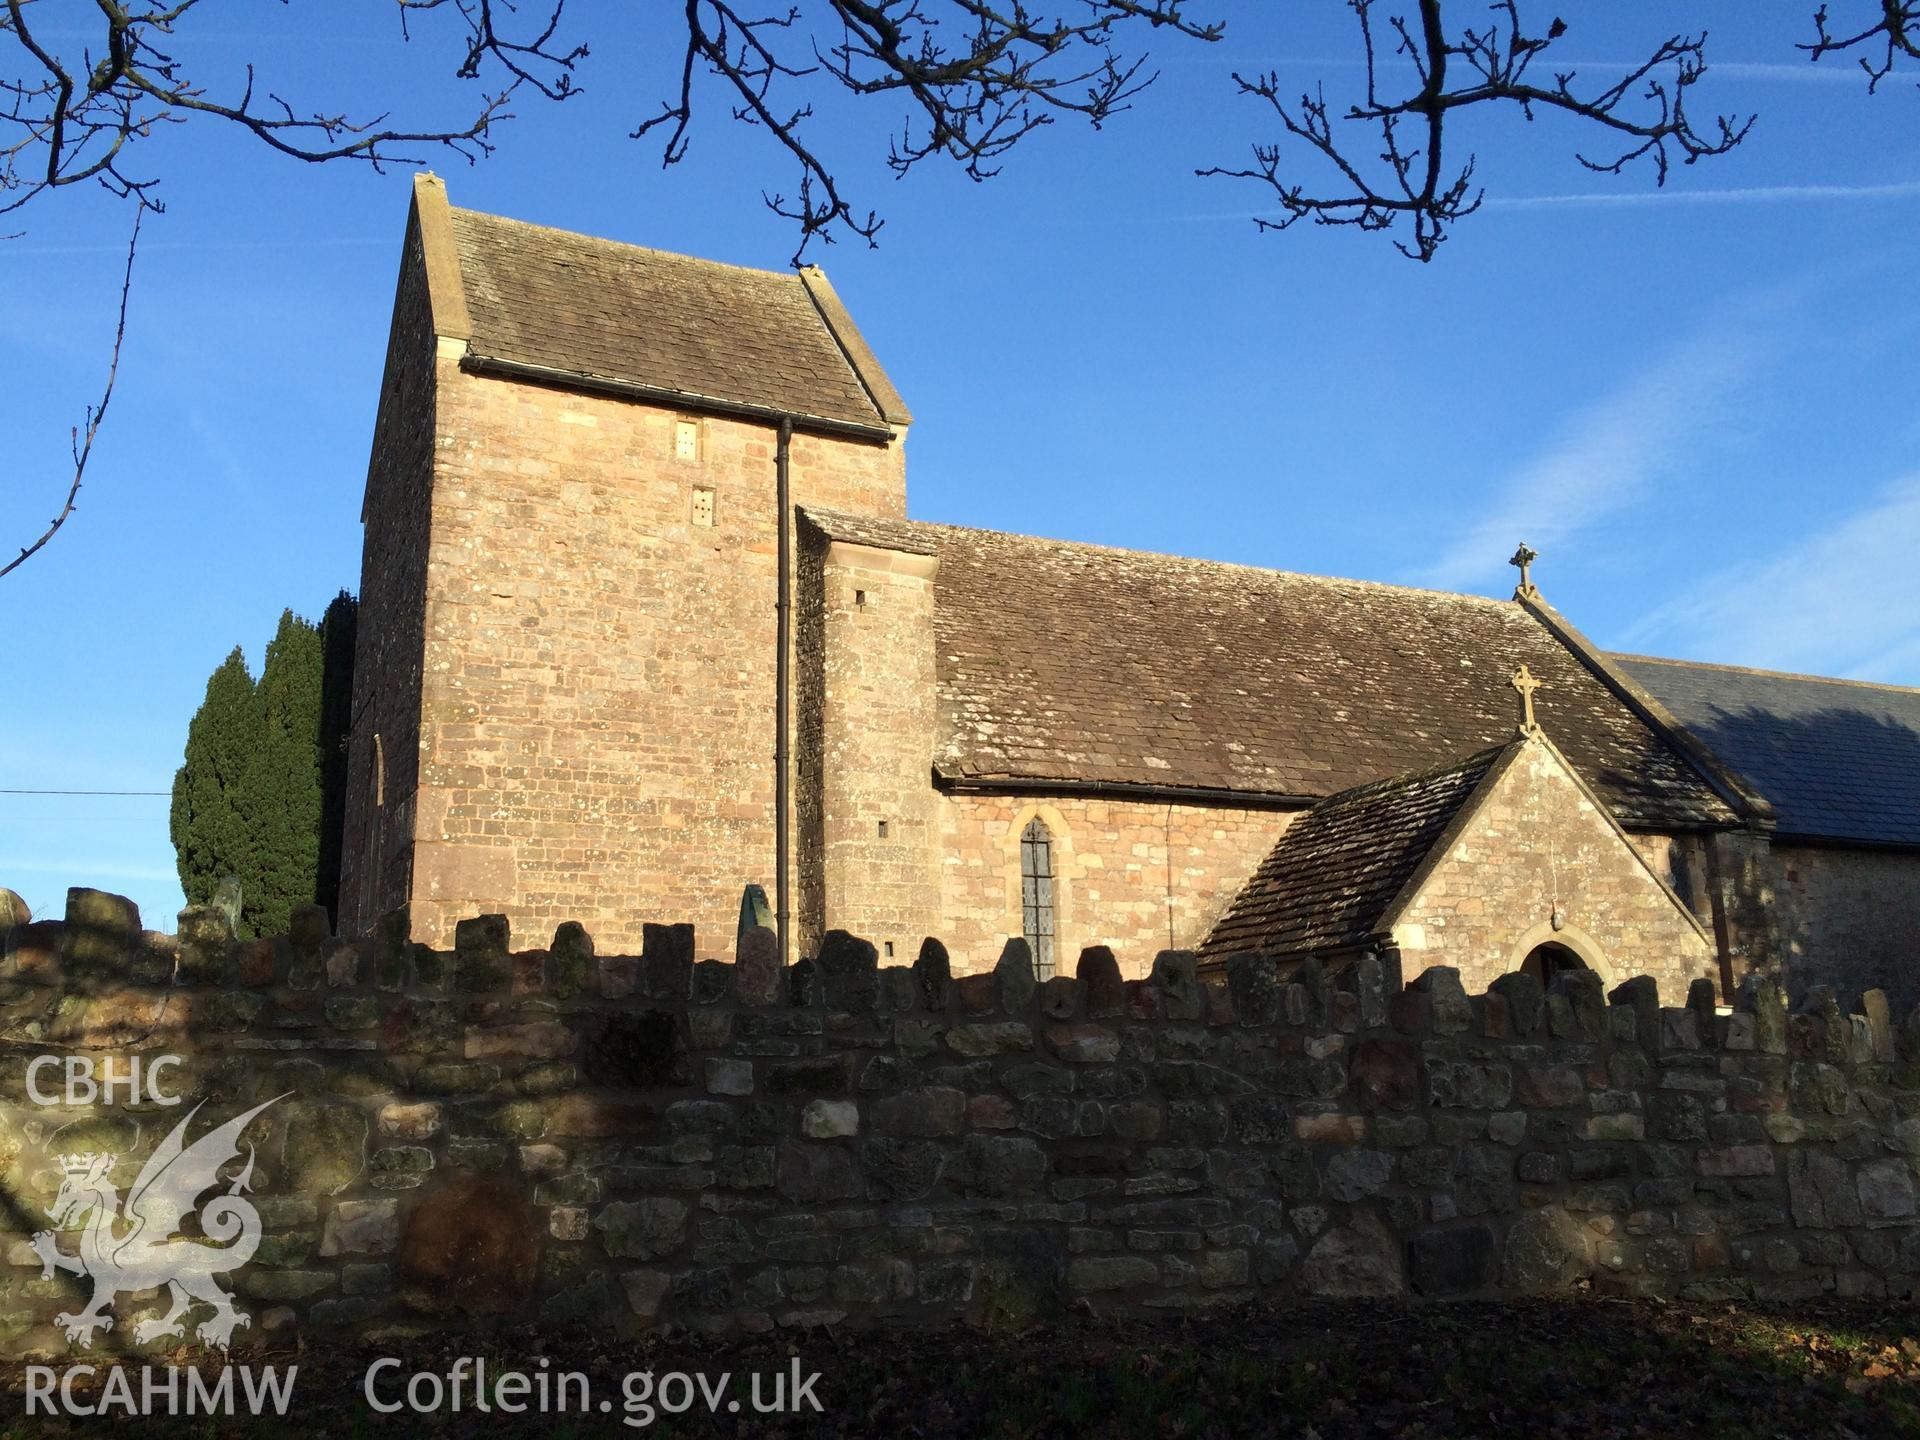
[1020,818,1056,980]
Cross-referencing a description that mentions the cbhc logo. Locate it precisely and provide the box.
[25,1055,184,1107]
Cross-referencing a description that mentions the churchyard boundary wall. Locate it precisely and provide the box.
[0,886,1913,1355]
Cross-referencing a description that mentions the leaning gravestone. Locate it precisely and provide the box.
[736,882,773,948]
[211,875,244,931]
[0,888,28,969]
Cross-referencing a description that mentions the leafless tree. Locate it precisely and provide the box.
[2,0,1220,573]
[1200,2,1754,262]
[2,2,1915,574]
[1201,1,1918,262]
[1804,1,1920,91]
[1,0,578,579]
[0,0,566,216]
[0,207,136,581]
[626,0,1224,246]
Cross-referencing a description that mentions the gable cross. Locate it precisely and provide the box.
[1511,664,1543,736]
[1509,542,1540,602]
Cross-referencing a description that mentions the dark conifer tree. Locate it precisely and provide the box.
[249,609,325,937]
[170,648,262,922]
[316,591,358,926]
[173,599,359,934]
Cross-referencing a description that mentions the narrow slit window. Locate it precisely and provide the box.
[1020,817,1056,980]
[674,418,701,461]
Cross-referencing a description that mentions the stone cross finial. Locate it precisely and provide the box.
[1511,664,1543,735]
[1509,542,1540,601]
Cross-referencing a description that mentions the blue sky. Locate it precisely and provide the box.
[4,2,1917,930]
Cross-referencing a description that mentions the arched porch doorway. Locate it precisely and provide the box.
[1502,919,1614,987]
[1520,939,1588,986]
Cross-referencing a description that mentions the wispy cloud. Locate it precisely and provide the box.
[1163,56,1865,87]
[5,236,389,257]
[1112,178,1920,228]
[1704,60,1873,85]
[1414,317,1772,592]
[1615,477,1920,684]
[1489,179,1920,209]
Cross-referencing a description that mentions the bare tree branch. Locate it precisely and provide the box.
[0,0,584,218]
[0,0,585,577]
[8,1,1916,578]
[1199,1,1754,261]
[632,0,1224,257]
[1804,1,1920,91]
[1,208,136,580]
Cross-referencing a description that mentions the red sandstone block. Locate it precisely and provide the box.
[1347,1039,1418,1111]
[1697,1145,1774,1178]
[464,1020,576,1061]
[1691,1234,1729,1270]
[1330,990,1360,1034]
[968,1094,1015,1130]
[512,949,546,995]
[1480,992,1511,1039]
[234,937,281,987]
[1514,1065,1585,1108]
[1045,1024,1121,1063]
[1126,980,1162,1022]
[548,1096,653,1138]
[1729,1086,1788,1116]
[1295,1112,1366,1143]
[8,920,62,983]
[955,973,997,1012]
[1388,990,1428,1035]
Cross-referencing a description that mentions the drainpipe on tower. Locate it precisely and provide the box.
[775,416,794,966]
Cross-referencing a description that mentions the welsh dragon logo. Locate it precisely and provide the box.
[31,1096,285,1351]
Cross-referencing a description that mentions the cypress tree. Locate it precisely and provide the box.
[315,591,358,926]
[172,597,360,936]
[248,609,325,936]
[170,649,262,918]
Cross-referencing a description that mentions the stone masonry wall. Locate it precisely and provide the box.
[808,534,942,962]
[403,365,905,954]
[339,217,439,937]
[1772,844,1920,1012]
[1391,741,1719,999]
[1,886,1915,1356]
[937,796,1287,979]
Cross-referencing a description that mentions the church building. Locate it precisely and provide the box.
[339,177,1918,1007]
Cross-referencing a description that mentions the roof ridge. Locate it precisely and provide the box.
[449,205,805,287]
[1612,651,1920,698]
[1310,740,1513,811]
[441,200,890,431]
[819,508,1523,610]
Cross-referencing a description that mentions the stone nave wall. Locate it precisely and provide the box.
[0,887,1915,1355]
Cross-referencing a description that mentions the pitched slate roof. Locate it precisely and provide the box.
[800,509,936,557]
[446,206,904,430]
[801,510,1739,831]
[1613,654,1920,848]
[1198,745,1509,960]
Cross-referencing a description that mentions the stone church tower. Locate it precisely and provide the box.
[342,180,1917,1008]
[339,175,911,955]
